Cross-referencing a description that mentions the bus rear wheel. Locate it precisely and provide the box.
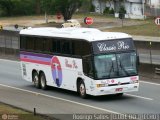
[40,73,47,90]
[78,80,87,99]
[32,72,41,89]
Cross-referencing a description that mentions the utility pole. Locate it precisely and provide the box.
[142,0,145,19]
[149,42,152,65]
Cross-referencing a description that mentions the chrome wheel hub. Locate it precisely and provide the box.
[80,84,85,95]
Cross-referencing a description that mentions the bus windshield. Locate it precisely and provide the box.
[94,52,137,79]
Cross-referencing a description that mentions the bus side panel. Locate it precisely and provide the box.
[83,76,97,95]
[21,61,35,83]
[54,56,83,91]
[20,52,84,92]
[21,61,56,86]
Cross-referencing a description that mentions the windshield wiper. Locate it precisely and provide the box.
[119,59,129,76]
[108,61,114,78]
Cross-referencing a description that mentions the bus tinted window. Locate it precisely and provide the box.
[20,36,26,50]
[35,37,44,51]
[26,36,34,50]
[72,40,91,56]
[20,36,91,56]
[72,41,81,56]
[56,39,61,53]
[44,38,52,52]
[52,39,57,53]
[81,41,91,56]
[61,40,71,54]
[83,56,94,78]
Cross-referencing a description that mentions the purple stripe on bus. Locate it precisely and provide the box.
[20,51,53,58]
[20,54,51,62]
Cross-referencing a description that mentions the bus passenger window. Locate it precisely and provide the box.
[56,40,61,53]
[62,41,71,55]
[26,37,35,50]
[20,36,26,50]
[44,38,52,52]
[51,39,57,53]
[83,56,94,78]
[35,38,44,51]
[72,41,82,56]
[71,41,75,55]
[72,40,91,56]
[81,42,91,56]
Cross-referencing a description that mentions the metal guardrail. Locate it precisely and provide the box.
[0,29,20,57]
[155,67,160,75]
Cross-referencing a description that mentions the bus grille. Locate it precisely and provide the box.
[108,82,130,86]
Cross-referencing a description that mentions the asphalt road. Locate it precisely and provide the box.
[0,59,160,120]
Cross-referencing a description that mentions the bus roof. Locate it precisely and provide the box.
[20,27,132,42]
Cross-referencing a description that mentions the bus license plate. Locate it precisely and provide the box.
[115,88,123,92]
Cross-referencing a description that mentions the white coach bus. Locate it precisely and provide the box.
[20,27,139,98]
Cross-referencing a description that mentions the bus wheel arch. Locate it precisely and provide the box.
[77,78,87,99]
[39,71,47,90]
[32,70,41,89]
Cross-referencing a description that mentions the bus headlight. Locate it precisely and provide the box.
[96,84,108,88]
[130,80,138,84]
[134,80,139,83]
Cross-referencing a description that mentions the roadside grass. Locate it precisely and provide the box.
[106,19,160,37]
[0,13,158,37]
[0,103,46,120]
[36,22,61,27]
[73,13,115,19]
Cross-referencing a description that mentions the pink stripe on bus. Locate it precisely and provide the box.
[20,58,50,65]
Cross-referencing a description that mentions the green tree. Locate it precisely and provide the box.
[36,0,41,14]
[0,0,14,16]
[79,0,93,12]
[55,0,82,21]
[119,5,126,14]
[12,0,36,16]
[41,0,55,23]
[0,0,37,16]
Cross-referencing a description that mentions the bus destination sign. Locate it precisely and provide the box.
[92,39,135,54]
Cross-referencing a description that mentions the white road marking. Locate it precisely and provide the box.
[140,81,160,86]
[125,93,153,101]
[0,83,121,114]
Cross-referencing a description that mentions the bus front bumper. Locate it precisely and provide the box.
[91,83,139,96]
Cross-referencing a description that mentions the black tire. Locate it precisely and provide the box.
[32,72,41,89]
[115,93,123,97]
[40,73,47,90]
[78,80,87,99]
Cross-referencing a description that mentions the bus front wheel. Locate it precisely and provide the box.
[115,93,123,97]
[32,72,41,89]
[78,80,87,99]
[40,73,47,90]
